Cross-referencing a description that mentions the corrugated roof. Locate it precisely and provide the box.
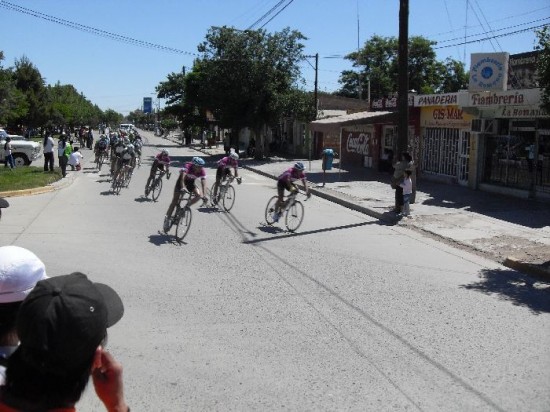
[311,110,394,125]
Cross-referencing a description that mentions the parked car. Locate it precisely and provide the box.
[0,129,42,166]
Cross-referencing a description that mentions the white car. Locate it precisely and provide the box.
[0,129,42,166]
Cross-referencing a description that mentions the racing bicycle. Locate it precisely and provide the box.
[144,161,173,201]
[209,175,241,212]
[163,190,206,242]
[265,188,309,232]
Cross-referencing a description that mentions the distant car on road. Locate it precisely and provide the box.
[0,129,42,166]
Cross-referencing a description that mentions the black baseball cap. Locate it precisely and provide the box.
[16,272,124,374]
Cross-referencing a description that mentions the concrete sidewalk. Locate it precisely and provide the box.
[191,141,550,280]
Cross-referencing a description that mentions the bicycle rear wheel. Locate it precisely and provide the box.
[175,206,192,242]
[222,185,236,211]
[151,178,162,201]
[114,174,123,195]
[285,201,304,232]
[265,196,279,225]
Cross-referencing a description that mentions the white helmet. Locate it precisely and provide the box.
[161,149,169,156]
[229,152,239,160]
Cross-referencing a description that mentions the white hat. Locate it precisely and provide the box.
[0,246,48,304]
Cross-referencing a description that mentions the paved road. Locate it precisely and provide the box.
[1,130,549,411]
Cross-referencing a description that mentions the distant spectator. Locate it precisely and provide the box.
[43,133,55,172]
[68,146,83,171]
[0,246,48,384]
[0,272,128,411]
[391,152,413,214]
[3,137,15,170]
[399,169,413,218]
[57,134,68,177]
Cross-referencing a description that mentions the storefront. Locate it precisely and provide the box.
[415,92,475,186]
[459,88,550,197]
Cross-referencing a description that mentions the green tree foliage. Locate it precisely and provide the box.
[0,52,28,126]
[337,35,467,99]
[182,26,309,157]
[13,55,48,128]
[536,26,550,111]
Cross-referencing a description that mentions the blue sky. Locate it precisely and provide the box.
[1,0,548,115]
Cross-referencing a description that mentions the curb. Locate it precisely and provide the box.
[0,173,76,198]
[503,257,550,281]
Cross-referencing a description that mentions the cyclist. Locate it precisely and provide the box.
[212,151,241,203]
[145,149,171,194]
[273,162,311,222]
[93,134,110,163]
[164,156,207,233]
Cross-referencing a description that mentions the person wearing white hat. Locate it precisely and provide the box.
[0,245,48,383]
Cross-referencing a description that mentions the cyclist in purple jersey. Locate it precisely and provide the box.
[212,151,241,201]
[164,157,207,231]
[273,162,311,222]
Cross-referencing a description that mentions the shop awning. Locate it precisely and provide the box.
[311,110,396,126]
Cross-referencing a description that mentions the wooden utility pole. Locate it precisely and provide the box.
[397,0,409,154]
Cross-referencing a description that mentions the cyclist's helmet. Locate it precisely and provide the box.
[192,156,205,166]
[229,152,239,160]
[161,149,169,156]
[293,162,305,171]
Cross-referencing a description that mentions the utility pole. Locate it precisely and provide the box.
[397,0,409,154]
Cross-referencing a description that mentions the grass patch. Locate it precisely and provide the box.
[0,167,62,192]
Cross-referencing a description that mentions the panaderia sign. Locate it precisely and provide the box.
[420,106,474,128]
[414,93,459,107]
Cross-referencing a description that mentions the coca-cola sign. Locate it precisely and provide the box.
[346,132,371,156]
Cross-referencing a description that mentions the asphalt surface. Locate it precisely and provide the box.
[3,135,549,281]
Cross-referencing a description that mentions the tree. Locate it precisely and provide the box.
[536,25,550,112]
[13,55,48,129]
[337,35,465,99]
[188,26,309,158]
[0,52,27,126]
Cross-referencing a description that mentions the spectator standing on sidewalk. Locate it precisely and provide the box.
[391,152,413,214]
[0,272,129,412]
[0,246,48,384]
[43,133,55,172]
[3,137,14,169]
[399,169,413,218]
[57,134,68,177]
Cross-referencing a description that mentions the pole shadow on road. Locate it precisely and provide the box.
[461,268,550,314]
[246,221,377,244]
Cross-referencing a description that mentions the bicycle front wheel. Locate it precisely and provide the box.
[285,201,304,232]
[114,174,123,195]
[265,196,279,225]
[151,178,162,201]
[175,206,192,242]
[222,185,236,211]
[209,182,219,206]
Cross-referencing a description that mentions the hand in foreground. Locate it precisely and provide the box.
[92,347,129,412]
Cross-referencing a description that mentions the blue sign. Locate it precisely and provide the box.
[143,97,153,114]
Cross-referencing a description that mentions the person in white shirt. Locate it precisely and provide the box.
[43,133,55,172]
[68,146,84,171]
[399,169,413,218]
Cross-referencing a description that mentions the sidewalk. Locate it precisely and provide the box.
[191,141,550,280]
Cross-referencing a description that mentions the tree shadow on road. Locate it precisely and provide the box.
[461,268,550,314]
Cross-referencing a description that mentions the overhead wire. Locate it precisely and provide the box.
[0,0,198,57]
[258,0,295,29]
[247,0,289,30]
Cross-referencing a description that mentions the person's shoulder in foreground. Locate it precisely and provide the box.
[0,272,129,412]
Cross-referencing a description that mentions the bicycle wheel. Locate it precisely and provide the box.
[285,201,304,232]
[209,182,220,206]
[114,174,123,195]
[222,185,236,212]
[265,196,279,225]
[151,177,162,201]
[175,206,192,242]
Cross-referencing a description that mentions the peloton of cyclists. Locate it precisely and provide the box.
[145,149,171,195]
[163,156,208,233]
[273,162,311,222]
[212,151,241,203]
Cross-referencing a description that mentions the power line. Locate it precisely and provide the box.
[247,0,293,30]
[258,0,295,29]
[0,0,198,57]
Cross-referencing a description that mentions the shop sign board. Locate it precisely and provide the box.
[464,88,541,107]
[415,93,459,107]
[498,105,549,118]
[420,106,474,128]
[469,52,509,91]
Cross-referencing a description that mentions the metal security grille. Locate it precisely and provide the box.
[458,132,471,184]
[421,128,459,177]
